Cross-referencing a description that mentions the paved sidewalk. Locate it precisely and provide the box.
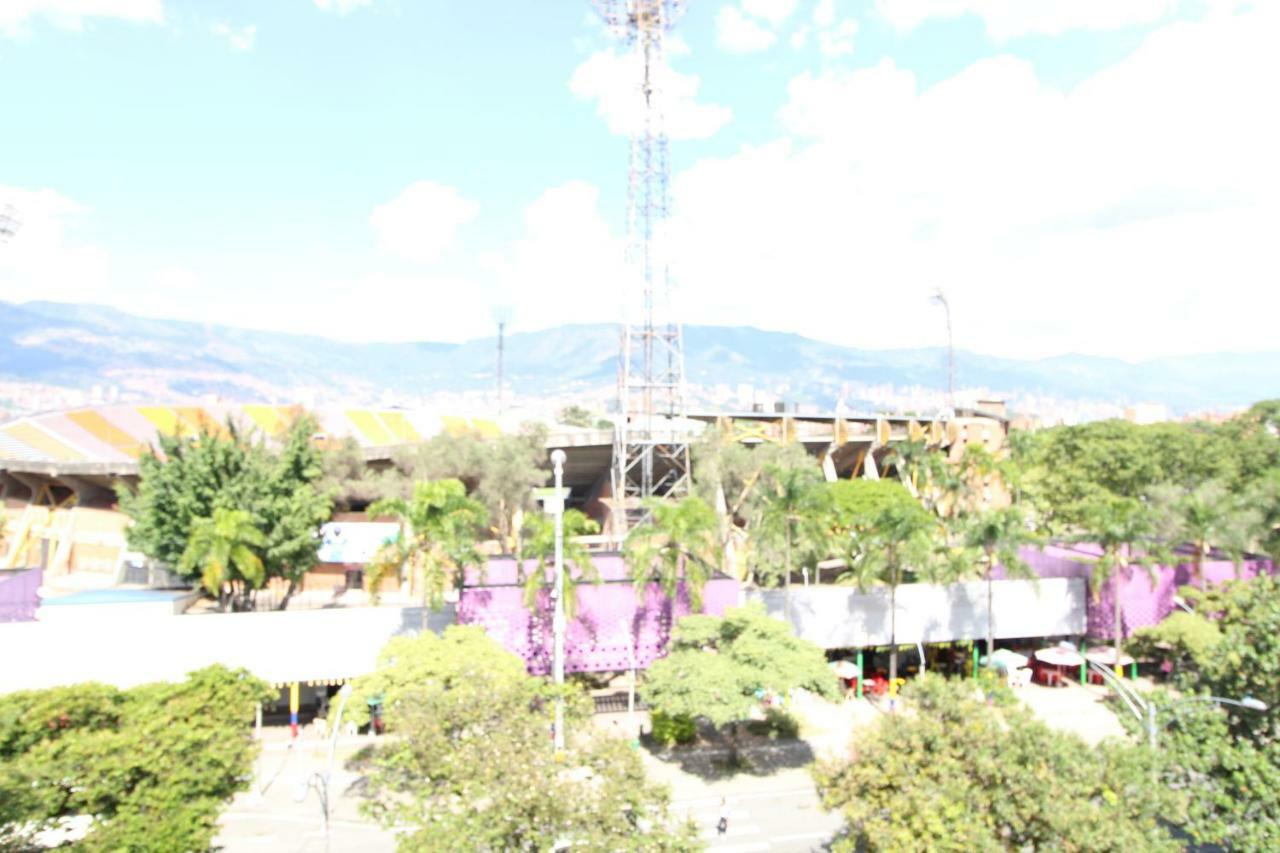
[1014,681,1130,745]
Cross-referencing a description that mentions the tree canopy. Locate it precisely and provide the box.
[354,626,697,851]
[0,666,270,851]
[813,674,1176,852]
[119,414,331,608]
[641,603,838,730]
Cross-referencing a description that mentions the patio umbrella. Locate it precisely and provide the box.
[982,648,1029,672]
[1085,646,1135,668]
[829,659,860,679]
[1034,645,1085,667]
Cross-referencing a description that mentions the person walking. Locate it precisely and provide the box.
[717,798,730,836]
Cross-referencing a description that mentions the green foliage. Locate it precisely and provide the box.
[1150,480,1262,580]
[650,711,697,748]
[0,666,270,852]
[1113,689,1280,851]
[347,625,531,730]
[1128,610,1222,673]
[1194,574,1280,744]
[324,426,550,550]
[624,496,721,611]
[753,461,831,590]
[179,507,267,597]
[641,603,838,730]
[357,636,697,851]
[119,414,331,607]
[558,405,595,428]
[520,509,601,620]
[812,674,1177,852]
[368,478,487,609]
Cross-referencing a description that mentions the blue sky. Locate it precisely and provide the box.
[1,0,1275,360]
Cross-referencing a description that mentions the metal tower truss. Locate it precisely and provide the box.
[593,0,691,535]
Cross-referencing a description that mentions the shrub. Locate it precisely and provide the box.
[746,707,800,740]
[650,711,697,747]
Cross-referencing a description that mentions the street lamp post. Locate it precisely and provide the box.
[551,449,567,754]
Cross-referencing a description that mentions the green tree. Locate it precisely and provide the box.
[520,509,601,621]
[830,479,940,684]
[354,628,697,851]
[179,508,267,610]
[368,478,487,609]
[0,666,270,852]
[812,674,1176,852]
[641,603,837,761]
[754,461,831,622]
[624,496,721,616]
[1193,574,1280,744]
[961,505,1038,666]
[347,625,532,730]
[119,414,331,609]
[1078,495,1160,672]
[1151,480,1263,583]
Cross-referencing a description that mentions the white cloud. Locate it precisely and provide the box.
[370,181,479,265]
[211,22,255,52]
[716,5,776,52]
[817,17,857,56]
[875,0,1177,40]
[741,0,797,25]
[813,0,837,27]
[0,0,162,37]
[570,49,733,141]
[663,4,1280,360]
[0,186,111,304]
[312,0,371,14]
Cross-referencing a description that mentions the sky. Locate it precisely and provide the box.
[0,0,1275,361]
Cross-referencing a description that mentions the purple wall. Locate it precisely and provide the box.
[1004,544,1274,639]
[459,554,740,674]
[0,568,41,623]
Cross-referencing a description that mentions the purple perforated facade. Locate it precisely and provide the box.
[459,554,740,674]
[1006,544,1274,638]
[0,568,40,623]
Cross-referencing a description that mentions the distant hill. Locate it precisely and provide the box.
[1,300,1276,416]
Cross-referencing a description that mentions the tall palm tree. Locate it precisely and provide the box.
[368,478,487,610]
[963,505,1038,666]
[1080,495,1159,671]
[179,507,266,611]
[521,509,601,621]
[755,462,831,624]
[834,480,939,686]
[623,496,721,641]
[1151,481,1262,584]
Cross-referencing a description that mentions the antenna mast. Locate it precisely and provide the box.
[593,0,691,537]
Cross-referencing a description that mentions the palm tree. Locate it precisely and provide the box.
[521,509,601,621]
[623,496,721,641]
[179,508,266,611]
[834,480,939,686]
[1079,496,1160,671]
[368,478,488,610]
[754,462,831,624]
[963,505,1038,666]
[1151,481,1262,584]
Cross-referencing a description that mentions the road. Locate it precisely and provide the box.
[674,785,843,852]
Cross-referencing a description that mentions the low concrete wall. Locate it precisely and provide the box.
[0,605,454,694]
[746,577,1087,649]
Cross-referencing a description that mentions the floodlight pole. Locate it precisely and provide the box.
[551,449,567,754]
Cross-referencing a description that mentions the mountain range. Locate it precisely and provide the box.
[1,300,1276,418]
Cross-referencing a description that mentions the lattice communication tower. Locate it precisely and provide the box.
[592,0,691,535]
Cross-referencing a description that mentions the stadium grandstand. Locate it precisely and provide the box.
[0,400,1007,590]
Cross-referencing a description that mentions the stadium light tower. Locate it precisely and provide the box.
[593,0,692,537]
[0,204,18,244]
[931,288,955,413]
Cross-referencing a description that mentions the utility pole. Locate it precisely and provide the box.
[931,289,955,412]
[496,319,506,416]
[551,449,567,754]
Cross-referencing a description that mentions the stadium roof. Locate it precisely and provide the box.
[0,403,504,472]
